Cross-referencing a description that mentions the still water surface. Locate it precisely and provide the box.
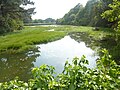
[35,36,98,73]
[0,32,99,82]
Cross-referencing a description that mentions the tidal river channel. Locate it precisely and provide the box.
[0,32,99,82]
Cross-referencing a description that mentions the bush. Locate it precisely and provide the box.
[0,49,120,89]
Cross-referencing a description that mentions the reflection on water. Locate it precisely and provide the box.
[69,32,95,47]
[0,32,99,82]
[34,35,99,73]
[99,35,120,64]
[0,51,40,82]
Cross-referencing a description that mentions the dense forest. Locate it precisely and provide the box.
[57,0,120,30]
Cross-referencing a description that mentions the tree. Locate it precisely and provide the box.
[32,18,56,24]
[102,0,120,30]
[89,0,112,27]
[56,0,115,28]
[0,0,35,34]
[75,0,99,26]
[56,3,83,25]
[57,0,102,26]
[44,18,56,24]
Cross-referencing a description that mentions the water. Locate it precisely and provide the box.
[34,36,98,73]
[0,52,39,82]
[0,32,99,82]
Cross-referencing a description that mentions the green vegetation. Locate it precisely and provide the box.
[0,0,120,89]
[31,18,56,24]
[57,0,120,29]
[0,50,119,89]
[53,25,120,64]
[0,25,116,53]
[1,25,120,64]
[0,0,35,34]
[102,0,120,30]
[56,3,83,25]
[54,25,115,40]
[0,26,66,53]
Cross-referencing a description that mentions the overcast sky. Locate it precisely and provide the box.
[31,0,88,20]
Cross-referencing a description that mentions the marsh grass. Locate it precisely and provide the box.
[54,25,116,40]
[0,25,117,53]
[0,26,66,53]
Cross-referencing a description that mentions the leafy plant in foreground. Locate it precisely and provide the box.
[0,49,120,90]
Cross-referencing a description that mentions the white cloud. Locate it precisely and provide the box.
[32,0,88,19]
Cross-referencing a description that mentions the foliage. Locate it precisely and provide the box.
[32,18,56,24]
[57,0,101,26]
[0,49,120,89]
[56,3,83,25]
[102,0,120,30]
[57,0,115,28]
[0,25,115,53]
[76,0,99,26]
[0,0,35,34]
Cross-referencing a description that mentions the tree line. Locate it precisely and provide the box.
[0,0,119,34]
[32,18,56,24]
[57,0,120,30]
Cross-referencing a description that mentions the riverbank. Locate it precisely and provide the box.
[0,25,116,54]
[53,25,116,40]
[0,26,66,53]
